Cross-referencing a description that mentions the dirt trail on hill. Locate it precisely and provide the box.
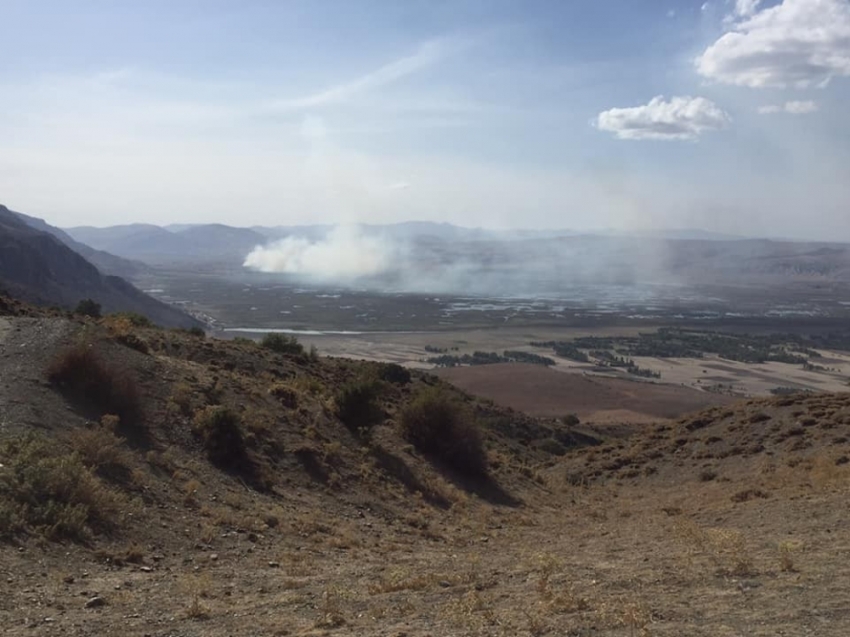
[0,317,78,437]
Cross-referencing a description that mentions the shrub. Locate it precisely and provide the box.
[699,469,718,482]
[74,298,102,318]
[0,435,126,542]
[336,378,384,434]
[399,387,487,476]
[69,418,134,484]
[170,382,195,416]
[376,363,412,385]
[192,406,250,472]
[109,312,154,328]
[261,333,304,355]
[269,383,299,409]
[562,414,581,427]
[537,438,567,456]
[101,315,150,353]
[46,344,141,423]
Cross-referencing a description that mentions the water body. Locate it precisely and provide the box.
[223,328,429,336]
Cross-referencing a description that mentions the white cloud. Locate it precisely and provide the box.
[734,0,763,17]
[758,100,819,114]
[758,100,818,115]
[595,96,730,141]
[698,0,850,88]
[785,99,820,114]
[266,38,460,111]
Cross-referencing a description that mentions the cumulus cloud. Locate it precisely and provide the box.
[595,96,730,141]
[758,100,819,114]
[243,226,397,279]
[697,0,850,88]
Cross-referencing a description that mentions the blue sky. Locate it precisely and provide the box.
[2,0,849,239]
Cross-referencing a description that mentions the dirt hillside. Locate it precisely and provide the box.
[2,298,850,636]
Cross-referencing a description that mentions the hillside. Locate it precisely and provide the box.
[10,208,147,279]
[0,206,200,328]
[2,297,850,635]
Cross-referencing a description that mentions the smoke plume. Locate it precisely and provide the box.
[243,225,397,280]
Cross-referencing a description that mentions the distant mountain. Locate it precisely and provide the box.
[66,223,268,264]
[62,219,850,291]
[65,220,576,268]
[0,206,200,328]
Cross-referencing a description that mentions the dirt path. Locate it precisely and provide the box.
[0,317,78,437]
[0,317,11,344]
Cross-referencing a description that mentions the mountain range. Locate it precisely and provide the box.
[7,209,850,301]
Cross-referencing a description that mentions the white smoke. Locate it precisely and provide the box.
[243,225,396,279]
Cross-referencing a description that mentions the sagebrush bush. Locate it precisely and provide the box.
[46,344,141,423]
[336,378,384,434]
[108,312,153,328]
[74,298,102,318]
[101,315,150,353]
[261,333,304,355]
[376,362,411,385]
[399,387,488,476]
[269,382,299,408]
[69,418,134,484]
[0,435,126,542]
[562,414,581,427]
[192,406,250,472]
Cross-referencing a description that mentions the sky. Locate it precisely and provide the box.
[1,0,850,239]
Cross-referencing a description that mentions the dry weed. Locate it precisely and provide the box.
[809,454,850,490]
[674,519,756,576]
[778,539,803,572]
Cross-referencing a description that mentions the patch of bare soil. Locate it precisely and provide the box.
[436,362,736,422]
[0,317,78,438]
